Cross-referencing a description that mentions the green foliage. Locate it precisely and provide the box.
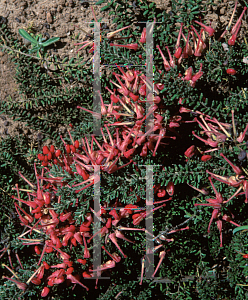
[19,29,60,57]
[170,0,219,25]
[1,0,248,299]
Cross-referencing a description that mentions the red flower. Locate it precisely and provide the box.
[190,63,203,87]
[110,43,138,51]
[3,277,27,291]
[166,182,175,196]
[156,45,170,71]
[139,27,146,43]
[194,20,215,36]
[183,66,193,81]
[228,21,241,46]
[184,145,196,158]
[174,22,183,58]
[226,68,236,75]
[152,250,166,277]
[220,153,242,175]
[201,155,212,162]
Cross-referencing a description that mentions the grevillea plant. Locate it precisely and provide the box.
[184,110,248,161]
[2,1,248,299]
[193,175,241,248]
[188,112,248,248]
[7,162,191,297]
[36,64,185,183]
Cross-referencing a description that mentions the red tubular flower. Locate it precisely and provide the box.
[216,220,223,247]
[222,214,240,227]
[228,21,241,46]
[139,27,146,43]
[192,131,218,147]
[166,46,175,68]
[43,146,49,155]
[112,73,129,96]
[41,286,50,297]
[237,123,248,143]
[191,26,206,56]
[11,195,37,209]
[243,180,248,204]
[60,212,72,222]
[184,145,196,158]
[181,31,193,58]
[110,43,138,51]
[14,204,29,225]
[207,208,220,233]
[82,271,92,278]
[55,149,61,157]
[226,68,236,75]
[157,188,166,198]
[156,45,170,71]
[174,46,182,59]
[179,106,192,113]
[105,217,112,228]
[190,63,203,87]
[129,91,139,102]
[67,274,89,291]
[109,232,127,258]
[77,258,87,265]
[138,84,146,96]
[51,263,66,269]
[38,153,45,161]
[35,246,41,255]
[43,261,50,270]
[3,277,27,291]
[194,20,215,36]
[109,208,120,220]
[220,153,242,175]
[183,67,193,81]
[166,182,175,196]
[37,266,45,279]
[152,250,166,277]
[31,277,41,285]
[174,22,183,58]
[201,154,212,162]
[80,225,90,232]
[139,257,145,285]
[230,6,247,35]
[74,232,83,245]
[140,143,148,157]
[115,230,135,244]
[82,233,90,259]
[201,155,212,162]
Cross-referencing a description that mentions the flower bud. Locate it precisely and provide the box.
[166,182,175,196]
[226,68,236,75]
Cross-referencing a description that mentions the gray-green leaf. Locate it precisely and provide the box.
[19,29,37,45]
[233,225,248,235]
[42,37,60,47]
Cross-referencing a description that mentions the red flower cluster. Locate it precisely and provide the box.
[36,65,183,187]
[193,175,241,247]
[9,164,177,296]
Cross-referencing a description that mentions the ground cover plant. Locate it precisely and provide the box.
[0,0,248,299]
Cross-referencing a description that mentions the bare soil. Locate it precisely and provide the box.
[0,0,247,141]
